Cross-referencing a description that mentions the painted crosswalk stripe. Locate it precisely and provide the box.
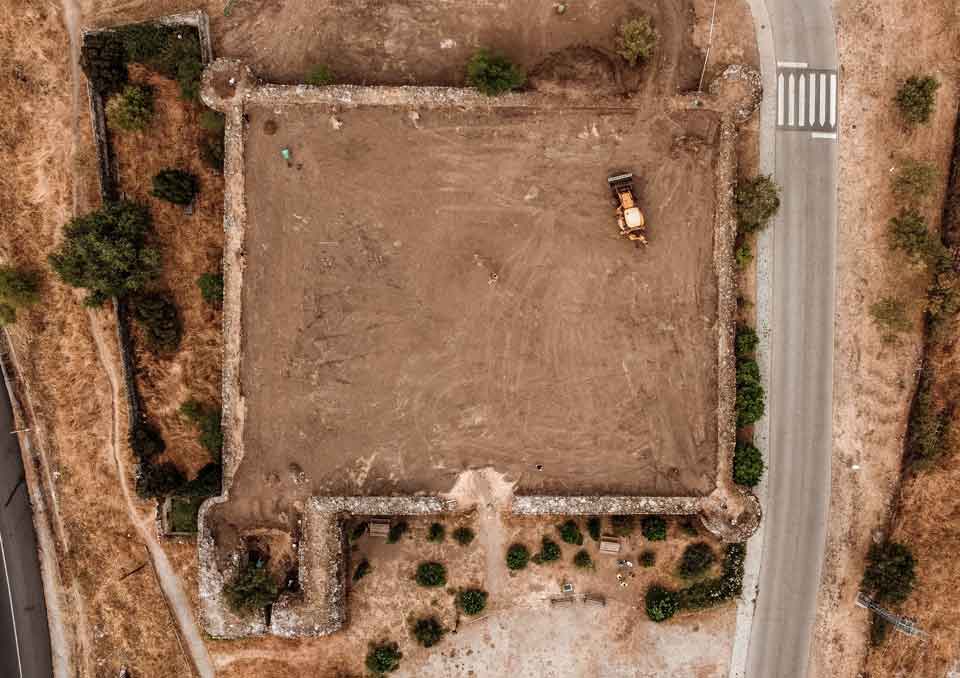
[775,66,838,135]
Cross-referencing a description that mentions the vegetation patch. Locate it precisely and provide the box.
[457,588,488,615]
[0,265,40,326]
[506,543,530,571]
[453,526,475,546]
[532,537,561,564]
[640,549,656,567]
[151,168,198,205]
[415,561,447,587]
[366,641,402,674]
[306,64,335,86]
[412,616,445,648]
[168,495,204,533]
[135,460,185,499]
[892,158,938,202]
[352,558,371,583]
[197,271,224,307]
[645,543,746,621]
[557,519,584,545]
[895,75,940,125]
[223,558,279,614]
[610,514,635,536]
[387,521,408,544]
[132,292,182,354]
[732,441,764,487]
[586,516,602,541]
[641,516,667,541]
[466,50,525,96]
[677,542,716,579]
[106,83,155,132]
[905,364,949,466]
[615,15,659,66]
[427,522,446,543]
[869,297,911,341]
[573,549,593,569]
[861,541,916,605]
[735,175,781,234]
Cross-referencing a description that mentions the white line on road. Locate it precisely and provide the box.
[777,73,785,126]
[798,74,806,127]
[819,73,827,125]
[0,530,24,678]
[777,60,808,68]
[787,73,795,126]
[809,73,817,126]
[811,132,838,139]
[830,73,838,127]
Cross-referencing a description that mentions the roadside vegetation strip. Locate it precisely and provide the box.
[644,543,746,622]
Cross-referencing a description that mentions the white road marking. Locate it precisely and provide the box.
[808,73,817,125]
[777,73,785,126]
[777,60,808,68]
[776,67,838,133]
[798,74,806,127]
[0,530,24,678]
[787,73,795,126]
[819,73,827,125]
[811,132,837,139]
[829,73,838,127]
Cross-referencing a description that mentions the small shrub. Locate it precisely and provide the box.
[453,526,475,546]
[735,175,781,234]
[895,76,940,125]
[151,169,198,205]
[888,209,938,266]
[132,292,182,354]
[0,266,40,325]
[610,514,635,536]
[179,399,223,459]
[869,297,911,339]
[352,558,371,583]
[129,421,165,460]
[735,243,753,269]
[735,358,765,427]
[573,549,593,569]
[906,365,948,465]
[350,521,368,541]
[457,588,488,615]
[892,158,938,202]
[387,521,408,544]
[677,542,716,579]
[106,84,155,132]
[615,16,659,67]
[176,58,204,101]
[465,49,525,96]
[506,543,530,571]
[423,522,444,543]
[306,64,334,86]
[412,616,445,648]
[135,460,185,499]
[586,517,602,541]
[200,133,225,172]
[223,559,279,614]
[415,561,447,587]
[732,441,764,487]
[735,324,759,359]
[197,271,224,307]
[862,541,916,604]
[49,201,160,306]
[640,550,656,567]
[365,641,402,674]
[645,584,679,622]
[641,516,667,541]
[533,537,561,563]
[558,519,583,545]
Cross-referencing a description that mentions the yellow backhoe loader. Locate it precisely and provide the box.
[607,172,647,246]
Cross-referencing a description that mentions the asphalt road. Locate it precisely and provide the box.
[0,379,53,678]
[744,1,839,677]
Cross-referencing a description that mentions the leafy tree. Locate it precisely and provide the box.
[466,50,525,96]
[506,543,530,571]
[610,514,635,536]
[106,84,155,132]
[387,521,408,544]
[895,76,940,125]
[352,558,371,583]
[135,459,185,499]
[180,399,223,459]
[677,542,716,579]
[132,292,182,354]
[129,421,165,460]
[197,271,224,307]
[49,201,160,306]
[732,441,764,487]
[861,541,916,604]
[558,519,584,545]
[178,462,222,497]
[887,209,940,266]
[892,158,938,202]
[453,526,475,546]
[735,175,781,234]
[735,358,765,427]
[427,522,446,543]
[640,549,656,567]
[124,25,203,101]
[415,561,447,587]
[645,584,679,622]
[586,516,602,541]
[80,31,128,94]
[413,617,444,648]
[533,537,561,563]
[641,516,667,541]
[573,549,593,569]
[0,266,40,325]
[223,559,279,613]
[457,588,488,615]
[152,169,198,205]
[366,642,402,674]
[306,64,334,86]
[735,324,759,359]
[615,16,659,66]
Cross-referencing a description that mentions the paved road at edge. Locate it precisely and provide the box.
[746,1,839,677]
[0,376,53,678]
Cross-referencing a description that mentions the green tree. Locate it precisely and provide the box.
[506,543,530,571]
[412,616,445,647]
[892,158,938,202]
[366,642,402,674]
[735,324,759,359]
[457,588,488,615]
[0,266,40,325]
[387,521,408,543]
[640,549,656,567]
[177,462,222,497]
[197,271,224,307]
[48,201,160,306]
[735,243,753,269]
[861,541,916,604]
[895,76,940,125]
[415,561,447,587]
[466,50,525,96]
[223,559,279,613]
[615,16,659,67]
[152,169,198,205]
[610,514,635,536]
[573,549,593,569]
[677,542,716,579]
[427,522,446,543]
[732,440,764,486]
[887,209,940,266]
[641,516,667,541]
[306,64,334,86]
[106,84,155,132]
[645,584,679,622]
[132,292,182,354]
[129,421,165,460]
[352,558,371,583]
[558,519,584,545]
[453,526,475,545]
[586,516,602,541]
[80,31,128,94]
[533,537,561,563]
[135,459,185,499]
[735,175,781,233]
[735,358,765,427]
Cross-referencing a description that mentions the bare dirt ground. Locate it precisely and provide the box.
[811,1,960,677]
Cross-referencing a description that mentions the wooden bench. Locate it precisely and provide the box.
[549,596,576,607]
[599,535,622,555]
[583,594,606,607]
[368,519,391,538]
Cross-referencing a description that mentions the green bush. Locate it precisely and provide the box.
[895,76,940,125]
[892,158,938,201]
[862,541,916,604]
[558,519,584,545]
[677,542,716,579]
[533,537,561,563]
[200,133,225,172]
[179,399,223,459]
[735,325,759,359]
[49,201,160,306]
[200,109,226,134]
[0,266,40,325]
[427,522,445,543]
[735,243,754,269]
[506,543,530,571]
[366,642,402,674]
[132,292,182,354]
[152,169,198,205]
[735,175,781,234]
[676,543,746,610]
[640,550,656,567]
[176,58,204,101]
[645,584,679,622]
[387,521,408,544]
[81,31,128,94]
[413,616,445,648]
[350,521,368,541]
[415,561,447,587]
[732,441,764,487]
[352,558,371,583]
[869,297,911,340]
[168,495,203,533]
[223,559,279,614]
[122,25,203,101]
[586,516,602,541]
[457,588,488,615]
[453,526,475,546]
[197,271,224,307]
[641,516,667,541]
[610,514,635,536]
[888,209,940,266]
[177,462,222,498]
[466,50,525,96]
[573,549,593,569]
[306,64,334,86]
[735,358,765,427]
[129,421,165,460]
[106,84,155,132]
[0,306,14,325]
[615,16,659,67]
[135,459,185,499]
